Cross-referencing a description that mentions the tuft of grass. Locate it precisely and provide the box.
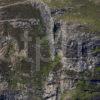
[95,67,100,71]
[94,47,100,52]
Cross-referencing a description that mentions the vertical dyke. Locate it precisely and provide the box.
[31,1,55,60]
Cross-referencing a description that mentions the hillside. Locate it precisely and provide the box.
[0,0,100,100]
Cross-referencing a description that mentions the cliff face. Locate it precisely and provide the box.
[0,0,100,100]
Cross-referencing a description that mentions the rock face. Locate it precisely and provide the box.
[43,21,99,99]
[0,0,55,100]
[0,0,100,100]
[58,22,99,71]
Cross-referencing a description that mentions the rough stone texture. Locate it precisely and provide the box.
[55,21,99,71]
[0,0,100,100]
[43,20,99,99]
[0,1,55,100]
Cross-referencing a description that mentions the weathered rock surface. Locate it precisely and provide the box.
[0,0,100,100]
[0,0,55,100]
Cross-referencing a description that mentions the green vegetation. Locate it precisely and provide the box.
[61,80,100,100]
[72,80,100,100]
[1,3,48,95]
[61,68,100,100]
[93,47,100,53]
[7,60,30,89]
[5,43,15,57]
[44,0,100,31]
[72,90,100,100]
[1,0,100,31]
[31,54,61,99]
[4,4,42,19]
[93,66,100,80]
[35,54,61,83]
[95,67,100,71]
[0,0,25,6]
[43,0,71,8]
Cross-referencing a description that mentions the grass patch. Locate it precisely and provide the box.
[95,67,100,71]
[44,0,100,31]
[0,0,25,6]
[61,80,100,100]
[93,47,100,52]
[43,0,71,8]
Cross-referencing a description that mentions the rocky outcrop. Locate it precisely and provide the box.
[0,0,99,100]
[43,20,99,99]
[0,0,55,99]
[30,1,55,59]
[55,21,99,71]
